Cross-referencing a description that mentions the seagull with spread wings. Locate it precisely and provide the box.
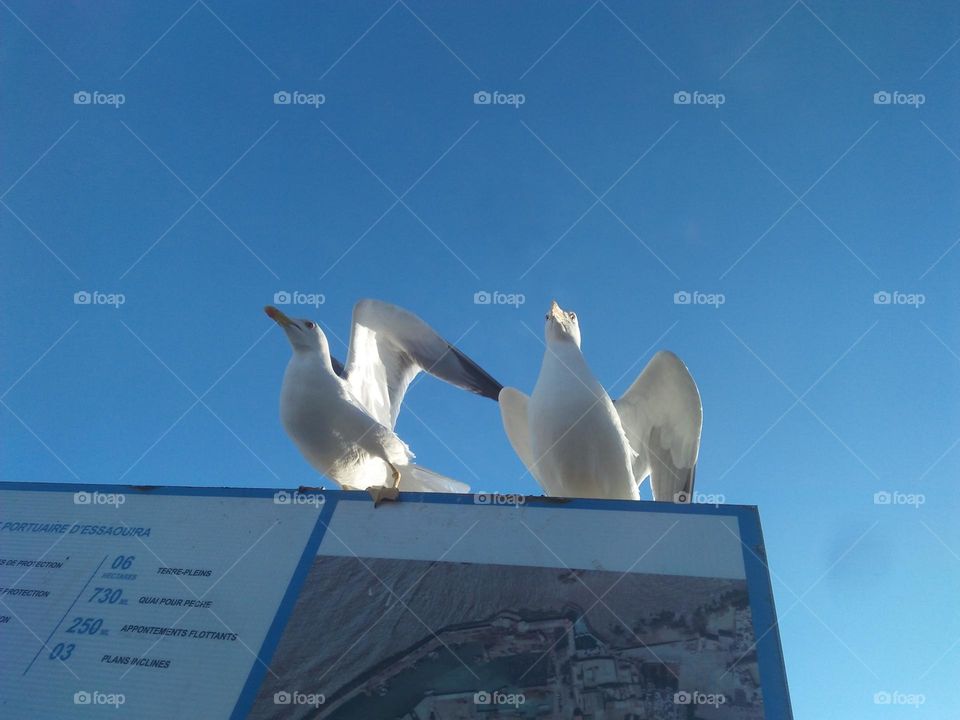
[266,300,502,505]
[499,300,702,502]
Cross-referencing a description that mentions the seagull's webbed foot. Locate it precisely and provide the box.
[368,485,400,507]
[368,464,402,507]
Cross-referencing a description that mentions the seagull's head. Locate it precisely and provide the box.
[544,299,581,348]
[265,306,331,356]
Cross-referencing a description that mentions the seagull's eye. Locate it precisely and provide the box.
[545,314,550,320]
[304,321,315,329]
[568,312,576,320]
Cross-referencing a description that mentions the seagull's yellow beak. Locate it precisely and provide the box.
[265,306,294,328]
[550,299,565,322]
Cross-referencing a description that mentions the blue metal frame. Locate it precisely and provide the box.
[231,492,337,720]
[0,483,792,719]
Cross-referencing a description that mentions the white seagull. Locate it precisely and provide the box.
[266,300,502,504]
[499,300,702,501]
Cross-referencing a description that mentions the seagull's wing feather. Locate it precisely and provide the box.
[344,299,503,428]
[614,351,702,501]
[498,387,542,484]
[400,464,470,493]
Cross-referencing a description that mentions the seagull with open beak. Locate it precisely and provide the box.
[265,300,503,505]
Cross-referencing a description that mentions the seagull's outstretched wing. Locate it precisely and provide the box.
[614,351,702,501]
[344,299,503,428]
[498,387,542,484]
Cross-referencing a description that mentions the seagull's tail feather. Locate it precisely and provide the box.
[399,464,470,494]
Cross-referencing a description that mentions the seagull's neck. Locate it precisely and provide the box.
[542,338,590,378]
[289,348,336,376]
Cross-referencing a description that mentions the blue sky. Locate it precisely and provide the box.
[2,1,959,716]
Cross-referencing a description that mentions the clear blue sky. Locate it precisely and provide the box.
[2,2,958,716]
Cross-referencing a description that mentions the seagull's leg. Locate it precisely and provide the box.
[367,463,402,507]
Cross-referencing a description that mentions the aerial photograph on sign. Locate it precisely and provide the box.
[250,555,762,719]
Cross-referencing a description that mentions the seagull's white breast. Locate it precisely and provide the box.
[528,342,638,500]
[280,354,409,486]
